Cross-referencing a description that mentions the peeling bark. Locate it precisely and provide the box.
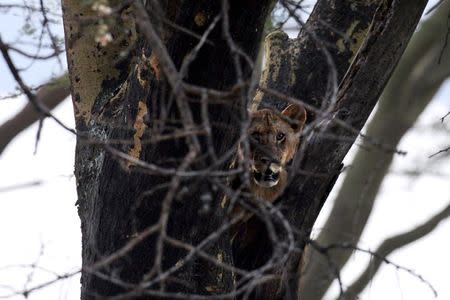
[62,0,136,126]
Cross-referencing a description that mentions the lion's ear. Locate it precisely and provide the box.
[281,104,307,132]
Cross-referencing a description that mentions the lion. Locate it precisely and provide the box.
[225,103,307,223]
[245,103,307,202]
[226,103,307,297]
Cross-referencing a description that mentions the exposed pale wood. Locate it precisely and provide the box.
[62,0,136,127]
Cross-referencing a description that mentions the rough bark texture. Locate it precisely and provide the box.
[254,0,379,114]
[235,1,428,299]
[62,1,139,297]
[235,0,378,297]
[300,2,450,298]
[63,0,135,128]
[61,0,428,299]
[235,0,379,281]
[63,0,274,298]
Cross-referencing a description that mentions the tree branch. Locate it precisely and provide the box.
[300,2,450,298]
[0,74,70,155]
[340,202,450,300]
[234,4,380,296]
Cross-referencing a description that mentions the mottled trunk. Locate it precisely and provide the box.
[62,0,274,298]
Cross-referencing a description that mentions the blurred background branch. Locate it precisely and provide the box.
[299,1,450,299]
[0,74,70,154]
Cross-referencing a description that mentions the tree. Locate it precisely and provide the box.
[0,0,437,299]
[300,1,450,298]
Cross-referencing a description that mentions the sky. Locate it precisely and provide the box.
[0,1,449,300]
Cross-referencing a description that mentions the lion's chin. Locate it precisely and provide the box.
[253,171,280,188]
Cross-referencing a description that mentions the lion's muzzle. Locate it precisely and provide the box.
[252,161,282,188]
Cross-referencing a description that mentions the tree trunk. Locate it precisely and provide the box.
[61,0,428,299]
[300,1,450,298]
[63,0,274,298]
[235,1,428,298]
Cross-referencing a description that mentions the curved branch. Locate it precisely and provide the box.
[0,75,70,155]
[340,202,450,300]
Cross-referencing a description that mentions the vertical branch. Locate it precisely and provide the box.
[235,0,380,298]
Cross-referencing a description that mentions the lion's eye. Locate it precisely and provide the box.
[276,132,285,142]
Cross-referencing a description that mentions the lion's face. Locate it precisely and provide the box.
[248,104,306,188]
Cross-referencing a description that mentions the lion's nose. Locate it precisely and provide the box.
[264,168,274,176]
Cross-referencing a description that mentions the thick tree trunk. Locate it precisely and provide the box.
[235,1,428,299]
[61,0,428,299]
[63,1,274,298]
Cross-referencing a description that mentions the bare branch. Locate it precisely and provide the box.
[0,74,70,154]
[441,111,450,122]
[300,2,450,298]
[340,203,450,299]
[0,37,75,135]
[429,145,450,158]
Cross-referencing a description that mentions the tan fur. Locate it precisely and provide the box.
[249,169,288,201]
[247,104,306,202]
[228,104,307,238]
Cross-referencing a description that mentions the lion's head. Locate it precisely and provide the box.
[247,104,306,200]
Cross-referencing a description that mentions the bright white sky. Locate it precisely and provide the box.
[0,1,449,300]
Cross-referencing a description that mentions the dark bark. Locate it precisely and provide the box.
[66,0,428,299]
[234,0,379,297]
[257,0,379,114]
[73,1,274,299]
[235,1,428,299]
